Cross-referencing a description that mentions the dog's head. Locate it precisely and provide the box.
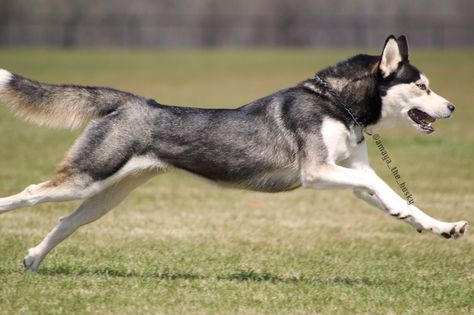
[375,35,455,134]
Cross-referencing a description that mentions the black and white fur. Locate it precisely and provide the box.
[0,35,467,272]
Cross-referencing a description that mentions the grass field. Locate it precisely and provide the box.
[0,48,473,314]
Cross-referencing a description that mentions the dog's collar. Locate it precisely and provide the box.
[313,75,364,128]
[313,74,367,143]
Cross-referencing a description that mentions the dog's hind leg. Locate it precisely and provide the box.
[23,171,156,272]
[0,116,162,214]
[0,177,94,214]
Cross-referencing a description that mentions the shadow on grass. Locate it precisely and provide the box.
[33,266,384,286]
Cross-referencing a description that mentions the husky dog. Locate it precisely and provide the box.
[0,35,468,272]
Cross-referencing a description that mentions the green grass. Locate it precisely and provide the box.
[0,49,473,314]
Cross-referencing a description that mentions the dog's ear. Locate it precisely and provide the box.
[379,35,403,78]
[397,35,409,62]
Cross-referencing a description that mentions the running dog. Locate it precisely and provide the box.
[0,35,468,272]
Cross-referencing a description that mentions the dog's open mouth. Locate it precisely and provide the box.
[408,108,436,133]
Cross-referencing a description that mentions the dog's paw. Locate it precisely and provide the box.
[440,221,468,239]
[23,249,41,272]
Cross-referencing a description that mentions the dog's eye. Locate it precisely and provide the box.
[416,83,427,91]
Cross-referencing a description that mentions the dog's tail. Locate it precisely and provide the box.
[0,69,143,129]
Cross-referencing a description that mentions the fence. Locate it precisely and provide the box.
[0,0,473,48]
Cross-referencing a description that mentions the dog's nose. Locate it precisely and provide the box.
[447,103,455,112]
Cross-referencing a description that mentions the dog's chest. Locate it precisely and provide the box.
[320,118,360,162]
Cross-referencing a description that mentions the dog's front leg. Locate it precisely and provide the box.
[335,142,468,238]
[301,163,468,238]
[353,178,468,239]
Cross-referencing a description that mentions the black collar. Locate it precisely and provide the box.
[314,74,366,143]
[314,75,364,128]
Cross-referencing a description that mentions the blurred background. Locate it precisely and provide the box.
[0,2,473,313]
[0,0,473,48]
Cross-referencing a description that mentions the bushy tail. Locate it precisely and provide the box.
[0,69,143,129]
